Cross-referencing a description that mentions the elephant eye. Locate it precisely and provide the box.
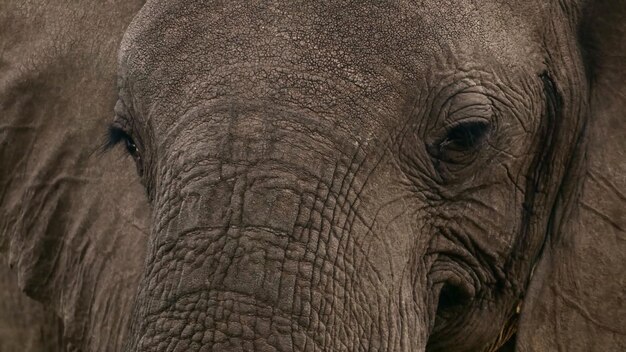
[104,124,141,161]
[429,119,491,164]
[441,120,490,153]
[124,136,139,157]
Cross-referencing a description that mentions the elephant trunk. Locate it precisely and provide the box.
[124,106,429,351]
[128,177,368,351]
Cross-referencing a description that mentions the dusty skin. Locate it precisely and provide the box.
[1,1,625,351]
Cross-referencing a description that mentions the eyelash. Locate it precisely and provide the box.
[103,125,139,157]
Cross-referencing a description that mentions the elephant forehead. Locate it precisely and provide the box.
[118,0,542,129]
[119,0,542,80]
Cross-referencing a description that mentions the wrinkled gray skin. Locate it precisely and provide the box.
[1,1,625,351]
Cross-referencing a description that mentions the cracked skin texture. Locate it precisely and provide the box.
[0,0,625,351]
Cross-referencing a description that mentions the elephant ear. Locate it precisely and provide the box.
[0,1,147,349]
[516,1,626,350]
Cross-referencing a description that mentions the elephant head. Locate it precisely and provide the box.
[106,1,626,351]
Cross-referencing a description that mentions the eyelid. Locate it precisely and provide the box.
[114,99,131,119]
[426,98,494,146]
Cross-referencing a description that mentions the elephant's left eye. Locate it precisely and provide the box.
[429,119,491,164]
[442,120,490,151]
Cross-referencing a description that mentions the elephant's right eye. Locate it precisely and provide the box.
[104,124,142,163]
[123,135,139,157]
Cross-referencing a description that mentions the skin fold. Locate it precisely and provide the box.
[0,0,624,351]
[0,261,63,351]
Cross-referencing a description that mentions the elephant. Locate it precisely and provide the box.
[1,0,625,351]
